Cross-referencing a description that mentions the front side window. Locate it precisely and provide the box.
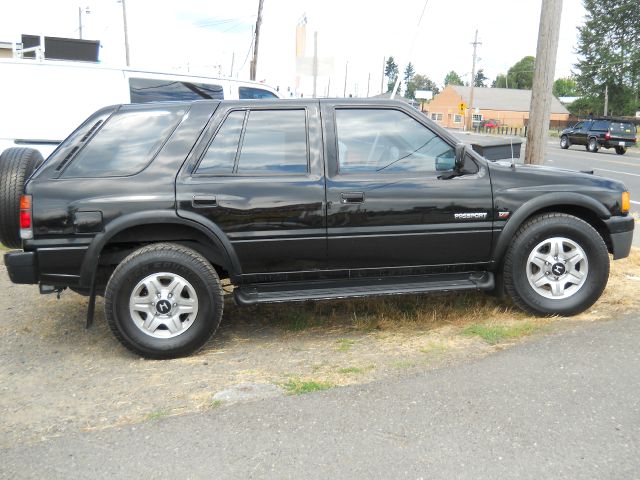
[129,77,224,103]
[63,107,185,177]
[573,122,584,130]
[335,109,454,174]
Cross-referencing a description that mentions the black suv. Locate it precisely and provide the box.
[1,100,634,358]
[560,118,637,154]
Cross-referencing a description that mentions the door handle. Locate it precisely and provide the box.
[340,192,365,204]
[192,195,217,208]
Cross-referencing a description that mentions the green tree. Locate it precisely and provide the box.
[444,70,463,86]
[385,56,399,93]
[405,73,439,99]
[552,77,578,97]
[403,63,415,86]
[492,56,535,89]
[474,69,488,87]
[574,0,640,115]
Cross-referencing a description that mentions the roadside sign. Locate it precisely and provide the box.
[458,102,467,114]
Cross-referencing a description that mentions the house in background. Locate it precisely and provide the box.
[425,85,569,129]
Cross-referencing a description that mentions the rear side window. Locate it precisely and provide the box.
[195,109,308,175]
[63,107,185,177]
[592,121,609,130]
[239,86,278,99]
[197,111,245,174]
[129,78,224,103]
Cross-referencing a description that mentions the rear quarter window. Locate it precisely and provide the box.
[62,106,185,177]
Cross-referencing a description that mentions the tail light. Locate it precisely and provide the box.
[19,194,33,240]
[604,132,611,140]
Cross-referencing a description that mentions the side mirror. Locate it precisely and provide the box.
[454,143,466,170]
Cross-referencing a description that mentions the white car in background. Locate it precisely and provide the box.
[0,59,280,158]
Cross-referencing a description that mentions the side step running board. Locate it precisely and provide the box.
[235,272,494,306]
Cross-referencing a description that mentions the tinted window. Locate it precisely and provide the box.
[239,86,278,99]
[336,109,454,174]
[236,110,307,174]
[573,122,584,129]
[197,111,245,174]
[610,122,636,134]
[63,107,185,177]
[592,121,609,130]
[129,77,224,103]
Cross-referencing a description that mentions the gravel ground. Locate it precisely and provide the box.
[2,248,639,447]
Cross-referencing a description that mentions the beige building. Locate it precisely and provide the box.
[0,42,13,59]
[425,85,570,129]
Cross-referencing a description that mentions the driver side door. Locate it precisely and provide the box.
[322,104,493,271]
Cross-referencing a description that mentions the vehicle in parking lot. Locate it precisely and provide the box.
[0,58,280,159]
[1,99,634,358]
[480,119,501,129]
[560,118,637,155]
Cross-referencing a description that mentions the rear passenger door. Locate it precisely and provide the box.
[176,101,326,277]
[322,103,493,271]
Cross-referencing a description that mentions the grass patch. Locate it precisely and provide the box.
[282,379,334,395]
[336,338,356,352]
[209,400,223,409]
[419,341,449,354]
[462,322,542,345]
[337,365,374,375]
[145,409,170,421]
[392,360,416,369]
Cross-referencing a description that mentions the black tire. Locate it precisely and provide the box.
[105,243,223,359]
[0,148,44,248]
[503,213,609,316]
[587,137,599,153]
[615,146,626,155]
[560,135,570,149]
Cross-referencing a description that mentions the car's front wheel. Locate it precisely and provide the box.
[105,243,223,359]
[560,135,570,149]
[503,213,609,316]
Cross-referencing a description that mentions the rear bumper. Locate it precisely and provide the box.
[604,216,635,260]
[602,140,636,149]
[4,251,38,284]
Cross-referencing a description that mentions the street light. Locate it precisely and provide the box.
[78,6,90,40]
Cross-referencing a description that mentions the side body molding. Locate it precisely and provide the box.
[492,192,611,264]
[78,210,241,286]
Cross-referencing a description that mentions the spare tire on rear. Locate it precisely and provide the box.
[0,148,44,248]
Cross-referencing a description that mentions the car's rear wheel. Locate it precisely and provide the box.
[503,213,609,316]
[587,137,599,153]
[0,148,44,248]
[105,243,223,359]
[615,146,627,155]
[560,135,570,149]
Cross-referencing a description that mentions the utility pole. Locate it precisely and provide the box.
[78,7,83,40]
[467,30,481,131]
[312,31,318,98]
[230,52,235,77]
[525,0,563,165]
[343,61,348,97]
[121,0,130,66]
[604,85,609,116]
[366,72,371,97]
[249,0,264,81]
[381,56,385,94]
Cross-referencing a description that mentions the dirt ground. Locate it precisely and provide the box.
[1,248,640,447]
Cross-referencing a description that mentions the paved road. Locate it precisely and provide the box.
[3,314,639,479]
